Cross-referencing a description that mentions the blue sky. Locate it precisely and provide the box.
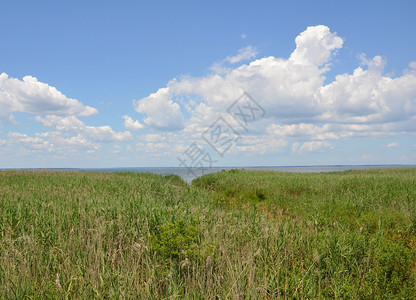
[0,0,415,168]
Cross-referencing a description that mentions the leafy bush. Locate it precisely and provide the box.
[150,219,215,270]
[255,188,267,201]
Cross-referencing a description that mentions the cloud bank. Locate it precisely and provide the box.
[132,25,416,157]
[0,73,97,124]
[1,25,415,163]
[0,74,131,157]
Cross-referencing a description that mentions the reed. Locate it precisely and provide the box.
[1,168,415,298]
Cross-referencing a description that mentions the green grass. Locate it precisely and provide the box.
[0,168,415,299]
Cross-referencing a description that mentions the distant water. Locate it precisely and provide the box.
[80,165,412,184]
[1,165,412,184]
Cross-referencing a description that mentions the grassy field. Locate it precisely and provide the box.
[0,168,415,299]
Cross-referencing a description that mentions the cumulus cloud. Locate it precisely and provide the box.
[385,142,399,148]
[83,125,132,142]
[234,136,288,154]
[135,141,170,153]
[134,25,347,130]
[0,73,97,124]
[35,115,133,142]
[122,115,145,130]
[8,132,53,152]
[226,45,258,64]
[268,123,334,140]
[3,25,415,161]
[318,56,416,124]
[289,25,343,66]
[293,141,333,154]
[35,115,85,132]
[132,24,416,159]
[0,73,128,157]
[266,122,411,141]
[140,133,167,142]
[211,46,258,74]
[5,113,133,157]
[36,131,100,150]
[134,87,184,131]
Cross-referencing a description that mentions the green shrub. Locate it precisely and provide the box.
[255,188,267,201]
[150,219,215,270]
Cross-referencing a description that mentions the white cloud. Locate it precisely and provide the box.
[35,115,133,142]
[35,115,85,132]
[9,132,44,144]
[135,141,169,153]
[4,25,414,163]
[134,87,184,131]
[289,25,343,66]
[293,141,333,154]
[0,73,97,124]
[31,130,100,154]
[211,45,258,75]
[318,56,416,125]
[268,123,335,140]
[83,125,132,142]
[8,132,53,152]
[41,132,99,150]
[3,111,132,158]
[141,25,346,126]
[122,115,145,130]
[132,24,416,158]
[385,142,399,148]
[267,122,412,141]
[140,133,166,142]
[226,46,258,64]
[234,136,288,154]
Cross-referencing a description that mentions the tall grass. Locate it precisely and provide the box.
[0,168,415,298]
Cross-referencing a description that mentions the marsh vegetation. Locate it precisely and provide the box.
[1,168,415,298]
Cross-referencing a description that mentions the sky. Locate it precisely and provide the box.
[0,0,415,169]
